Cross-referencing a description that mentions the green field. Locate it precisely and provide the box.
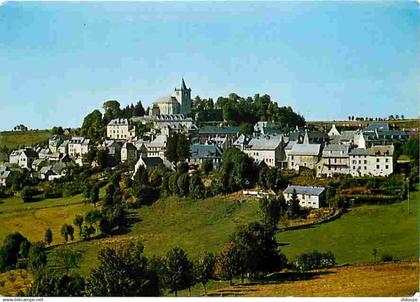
[0,188,418,296]
[0,187,108,244]
[0,130,51,149]
[0,186,418,279]
[0,193,93,245]
[52,195,260,276]
[278,190,419,264]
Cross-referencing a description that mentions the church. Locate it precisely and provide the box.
[150,79,192,116]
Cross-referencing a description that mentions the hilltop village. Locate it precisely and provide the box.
[0,79,418,297]
[1,80,416,204]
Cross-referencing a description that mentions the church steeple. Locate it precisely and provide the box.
[181,78,187,90]
[174,78,192,115]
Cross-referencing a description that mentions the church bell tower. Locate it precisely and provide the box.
[174,78,191,115]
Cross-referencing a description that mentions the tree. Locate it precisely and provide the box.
[165,247,194,297]
[133,101,145,117]
[21,186,36,203]
[194,252,215,295]
[0,232,30,272]
[80,225,96,241]
[51,248,83,274]
[61,224,74,242]
[28,269,85,297]
[189,171,205,199]
[44,229,53,246]
[289,189,300,218]
[133,165,149,187]
[85,210,102,232]
[165,133,190,163]
[51,126,64,135]
[165,133,178,163]
[239,123,254,135]
[176,133,190,162]
[87,241,159,296]
[103,100,121,124]
[214,242,239,286]
[221,148,257,192]
[177,173,190,197]
[259,195,285,230]
[90,185,100,207]
[80,109,105,141]
[168,173,179,196]
[201,160,213,174]
[73,215,84,238]
[231,222,287,279]
[27,242,47,272]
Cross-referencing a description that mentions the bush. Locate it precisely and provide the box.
[21,186,37,203]
[294,251,336,271]
[380,254,395,262]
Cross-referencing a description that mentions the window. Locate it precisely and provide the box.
[376,165,379,169]
[385,165,389,169]
[376,158,379,163]
[386,159,389,163]
[364,160,367,164]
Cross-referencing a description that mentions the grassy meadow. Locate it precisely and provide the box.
[278,190,419,265]
[52,194,260,276]
[0,187,418,296]
[0,130,51,149]
[208,261,419,297]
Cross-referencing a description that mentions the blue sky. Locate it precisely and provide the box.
[0,1,418,130]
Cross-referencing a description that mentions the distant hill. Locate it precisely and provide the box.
[307,118,419,131]
[0,129,51,149]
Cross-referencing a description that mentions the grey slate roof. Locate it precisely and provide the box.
[141,157,163,168]
[190,144,223,160]
[147,135,167,148]
[245,135,284,150]
[289,143,321,156]
[322,144,349,157]
[365,123,389,131]
[199,126,240,135]
[284,185,325,196]
[108,118,130,126]
[340,131,356,141]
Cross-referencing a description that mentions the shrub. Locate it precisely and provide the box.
[295,251,336,271]
[21,186,37,203]
[380,254,394,262]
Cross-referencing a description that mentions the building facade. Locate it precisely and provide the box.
[107,118,136,140]
[283,185,325,209]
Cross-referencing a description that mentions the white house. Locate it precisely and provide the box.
[235,134,287,168]
[107,118,136,140]
[349,145,394,177]
[9,148,38,169]
[283,185,326,209]
[327,124,340,137]
[68,137,91,159]
[146,134,167,159]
